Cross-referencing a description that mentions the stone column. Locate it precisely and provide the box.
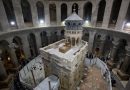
[117,44,130,80]
[28,0,39,27]
[107,37,120,68]
[20,35,31,59]
[34,32,42,53]
[115,0,130,30]
[78,3,84,18]
[102,0,114,28]
[6,38,19,67]
[44,1,50,26]
[67,3,72,16]
[12,0,25,28]
[99,34,106,56]
[110,37,120,62]
[46,31,52,44]
[0,0,10,31]
[0,60,7,81]
[91,2,99,27]
[88,31,96,53]
[56,3,61,25]
[120,45,130,74]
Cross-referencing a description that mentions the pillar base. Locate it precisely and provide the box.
[117,70,130,81]
[107,60,117,68]
[0,74,13,89]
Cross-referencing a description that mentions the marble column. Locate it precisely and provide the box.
[34,32,42,53]
[0,60,7,81]
[91,2,99,27]
[20,35,31,59]
[56,3,61,25]
[6,38,19,67]
[28,0,39,27]
[102,0,114,28]
[99,34,106,56]
[44,1,50,26]
[12,0,25,28]
[110,37,120,62]
[115,0,130,30]
[0,0,10,31]
[88,31,96,53]
[117,44,130,80]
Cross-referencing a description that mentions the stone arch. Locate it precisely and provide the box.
[96,0,106,27]
[40,31,48,47]
[21,0,33,27]
[109,0,122,28]
[0,40,14,68]
[49,4,56,23]
[13,36,25,63]
[2,0,16,26]
[61,3,67,21]
[36,1,44,21]
[83,2,92,21]
[28,33,38,57]
[72,3,78,14]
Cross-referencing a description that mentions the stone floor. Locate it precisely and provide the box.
[79,66,108,90]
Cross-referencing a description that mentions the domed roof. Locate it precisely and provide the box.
[65,12,83,21]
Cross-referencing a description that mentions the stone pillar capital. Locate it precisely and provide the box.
[112,37,120,46]
[100,34,106,41]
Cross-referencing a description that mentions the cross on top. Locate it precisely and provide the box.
[73,4,76,12]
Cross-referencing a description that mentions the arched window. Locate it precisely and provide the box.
[61,3,67,21]
[124,3,130,30]
[83,2,92,21]
[125,4,130,23]
[2,0,16,26]
[21,0,33,26]
[109,0,122,28]
[28,33,38,57]
[72,3,78,14]
[49,4,56,23]
[96,0,106,27]
[36,1,44,21]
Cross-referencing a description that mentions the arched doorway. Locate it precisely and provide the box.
[83,2,92,21]
[96,0,106,27]
[28,33,38,57]
[2,0,16,27]
[36,1,44,23]
[124,3,130,30]
[13,36,25,63]
[21,0,33,27]
[49,4,56,24]
[0,40,14,71]
[40,31,48,47]
[61,3,67,21]
[72,3,78,14]
[82,33,89,42]
[108,0,122,28]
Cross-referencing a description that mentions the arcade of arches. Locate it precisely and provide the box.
[0,0,130,90]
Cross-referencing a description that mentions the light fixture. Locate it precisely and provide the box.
[10,21,15,26]
[85,20,89,24]
[39,19,44,24]
[126,22,130,27]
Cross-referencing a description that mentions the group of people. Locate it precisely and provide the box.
[86,52,110,63]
